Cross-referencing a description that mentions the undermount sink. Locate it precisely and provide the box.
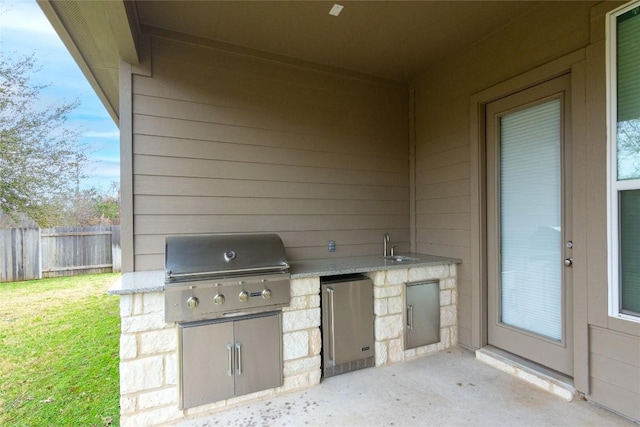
[380,255,420,262]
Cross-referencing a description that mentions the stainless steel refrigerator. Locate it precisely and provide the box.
[321,274,375,377]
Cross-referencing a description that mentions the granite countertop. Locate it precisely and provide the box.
[288,253,460,279]
[107,253,461,296]
[108,270,165,295]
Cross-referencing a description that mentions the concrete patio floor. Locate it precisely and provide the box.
[175,346,636,427]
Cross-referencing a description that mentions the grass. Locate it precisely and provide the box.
[0,273,121,426]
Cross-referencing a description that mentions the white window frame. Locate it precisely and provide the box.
[607,0,640,323]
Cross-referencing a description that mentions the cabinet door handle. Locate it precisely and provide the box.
[327,287,336,366]
[235,342,242,376]
[226,343,234,376]
[407,305,414,330]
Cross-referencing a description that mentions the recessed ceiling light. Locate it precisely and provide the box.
[329,4,344,17]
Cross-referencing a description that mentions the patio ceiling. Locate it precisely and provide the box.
[39,0,544,124]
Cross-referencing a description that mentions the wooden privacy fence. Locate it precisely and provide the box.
[0,226,121,282]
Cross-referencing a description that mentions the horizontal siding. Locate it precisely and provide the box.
[416,161,470,187]
[415,130,469,160]
[590,378,640,422]
[133,95,407,157]
[134,214,408,235]
[590,326,640,420]
[457,278,471,299]
[416,243,470,265]
[416,229,470,248]
[590,326,640,369]
[135,52,407,144]
[416,145,470,170]
[415,104,469,150]
[134,155,408,187]
[135,228,410,255]
[591,353,640,395]
[134,241,413,272]
[135,228,411,266]
[416,213,470,230]
[416,197,471,214]
[417,179,470,200]
[458,327,472,347]
[134,176,408,200]
[135,196,409,216]
[133,116,407,170]
[132,35,409,269]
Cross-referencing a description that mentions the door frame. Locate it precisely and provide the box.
[468,50,589,391]
[486,75,573,375]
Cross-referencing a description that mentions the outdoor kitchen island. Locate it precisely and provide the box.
[109,254,460,426]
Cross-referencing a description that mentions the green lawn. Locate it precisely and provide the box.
[0,273,121,426]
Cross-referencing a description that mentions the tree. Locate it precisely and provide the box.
[617,118,640,178]
[93,181,120,225]
[61,182,120,226]
[0,54,87,227]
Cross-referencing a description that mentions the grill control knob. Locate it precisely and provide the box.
[213,294,225,305]
[262,289,272,300]
[238,291,249,302]
[187,296,199,309]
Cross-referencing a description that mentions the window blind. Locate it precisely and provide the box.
[500,99,562,341]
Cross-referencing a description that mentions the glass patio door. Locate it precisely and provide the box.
[486,75,573,376]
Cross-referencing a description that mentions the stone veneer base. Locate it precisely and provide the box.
[117,264,456,426]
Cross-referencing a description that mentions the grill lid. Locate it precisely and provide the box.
[165,233,289,280]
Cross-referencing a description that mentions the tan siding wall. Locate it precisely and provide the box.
[132,36,409,269]
[412,0,593,349]
[410,1,639,421]
[589,326,640,420]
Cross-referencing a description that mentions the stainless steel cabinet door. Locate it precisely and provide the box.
[180,320,235,408]
[405,281,440,350]
[234,313,282,396]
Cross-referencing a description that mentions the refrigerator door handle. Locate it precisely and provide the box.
[327,287,336,366]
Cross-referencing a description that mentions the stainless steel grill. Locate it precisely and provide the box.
[164,233,290,322]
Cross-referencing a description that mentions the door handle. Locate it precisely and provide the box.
[407,305,414,330]
[226,343,234,376]
[235,342,242,376]
[327,287,336,366]
[564,258,573,267]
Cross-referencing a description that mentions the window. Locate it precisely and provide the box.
[608,1,640,321]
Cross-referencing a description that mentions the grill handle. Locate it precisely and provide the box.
[166,265,289,279]
[226,343,234,376]
[235,342,242,376]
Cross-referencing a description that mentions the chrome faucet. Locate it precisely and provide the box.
[383,232,390,257]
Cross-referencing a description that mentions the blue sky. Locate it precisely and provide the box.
[0,0,120,191]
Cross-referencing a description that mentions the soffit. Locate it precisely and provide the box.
[40,0,548,123]
[38,0,139,124]
[135,0,544,83]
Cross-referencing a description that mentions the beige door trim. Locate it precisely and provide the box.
[486,75,573,376]
[469,48,589,390]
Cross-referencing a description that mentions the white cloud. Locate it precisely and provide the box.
[83,130,120,139]
[85,158,121,179]
[0,1,57,35]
